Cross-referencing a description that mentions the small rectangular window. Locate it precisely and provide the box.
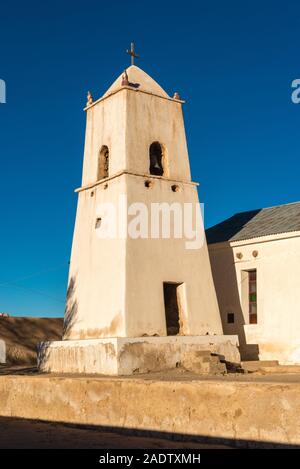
[248,270,257,324]
[227,312,235,324]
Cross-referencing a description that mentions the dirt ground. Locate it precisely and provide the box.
[0,416,232,449]
[3,364,300,383]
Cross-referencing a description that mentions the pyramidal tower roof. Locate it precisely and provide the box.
[102,65,170,99]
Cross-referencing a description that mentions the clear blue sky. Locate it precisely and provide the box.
[0,0,299,317]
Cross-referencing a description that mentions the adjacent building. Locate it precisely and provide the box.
[207,202,300,364]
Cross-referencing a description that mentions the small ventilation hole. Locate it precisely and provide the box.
[95,218,102,229]
[145,180,154,188]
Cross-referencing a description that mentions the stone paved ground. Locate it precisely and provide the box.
[2,365,300,383]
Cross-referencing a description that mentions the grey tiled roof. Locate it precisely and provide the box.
[206,202,300,244]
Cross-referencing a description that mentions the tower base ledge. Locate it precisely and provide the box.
[38,335,240,375]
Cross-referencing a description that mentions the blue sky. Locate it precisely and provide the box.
[0,0,300,317]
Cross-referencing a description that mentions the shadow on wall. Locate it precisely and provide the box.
[37,341,50,371]
[62,276,78,339]
[209,246,259,361]
[0,415,298,449]
[38,276,78,369]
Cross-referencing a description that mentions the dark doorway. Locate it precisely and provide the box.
[163,282,181,336]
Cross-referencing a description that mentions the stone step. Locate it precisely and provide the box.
[192,350,212,358]
[186,361,227,375]
[241,360,279,372]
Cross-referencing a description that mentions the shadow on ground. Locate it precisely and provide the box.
[0,415,299,449]
[0,416,232,449]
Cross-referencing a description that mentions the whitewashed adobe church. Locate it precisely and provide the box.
[38,49,240,374]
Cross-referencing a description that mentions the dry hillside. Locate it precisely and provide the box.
[0,317,63,365]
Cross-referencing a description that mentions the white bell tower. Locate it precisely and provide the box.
[39,57,239,374]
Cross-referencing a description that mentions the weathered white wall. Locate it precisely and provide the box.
[66,170,222,340]
[39,336,239,375]
[82,68,191,186]
[208,232,300,364]
[125,174,221,336]
[125,90,191,181]
[82,91,127,186]
[64,176,127,340]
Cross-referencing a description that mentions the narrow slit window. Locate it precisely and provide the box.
[227,312,235,324]
[97,145,109,180]
[248,270,257,324]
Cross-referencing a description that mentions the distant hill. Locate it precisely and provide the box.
[0,317,63,365]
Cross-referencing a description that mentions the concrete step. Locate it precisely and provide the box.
[241,360,279,372]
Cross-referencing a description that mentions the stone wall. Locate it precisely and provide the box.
[0,374,299,447]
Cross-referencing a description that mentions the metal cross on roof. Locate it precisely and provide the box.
[126,42,139,66]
